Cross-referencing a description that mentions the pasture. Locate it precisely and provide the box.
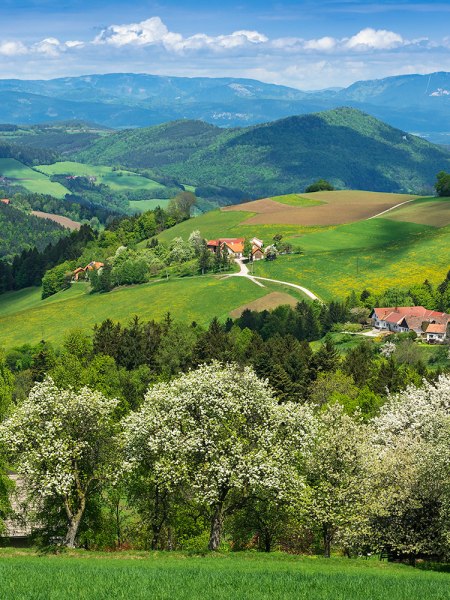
[0,550,448,600]
[224,190,421,226]
[0,277,270,348]
[0,158,68,199]
[36,161,168,194]
[130,199,170,212]
[253,218,450,299]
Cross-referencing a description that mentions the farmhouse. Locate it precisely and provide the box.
[72,261,104,281]
[207,238,245,258]
[371,306,450,342]
[207,237,266,260]
[0,198,10,205]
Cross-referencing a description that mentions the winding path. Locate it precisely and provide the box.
[231,259,322,302]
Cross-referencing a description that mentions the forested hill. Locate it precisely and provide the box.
[76,108,450,196]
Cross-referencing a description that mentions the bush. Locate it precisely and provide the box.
[305,179,335,193]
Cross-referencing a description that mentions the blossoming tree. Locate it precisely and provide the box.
[0,378,119,547]
[123,362,314,550]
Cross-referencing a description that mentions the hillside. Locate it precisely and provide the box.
[77,108,450,196]
[0,72,449,140]
[0,202,68,261]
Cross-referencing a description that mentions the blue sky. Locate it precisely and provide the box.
[1,1,450,88]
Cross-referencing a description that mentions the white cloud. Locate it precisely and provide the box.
[303,36,337,51]
[0,41,28,56]
[0,17,449,88]
[345,28,403,50]
[93,17,267,53]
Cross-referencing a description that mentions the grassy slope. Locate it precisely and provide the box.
[253,218,450,299]
[0,277,271,347]
[0,551,448,600]
[380,196,450,227]
[37,161,168,193]
[130,199,170,212]
[0,158,68,198]
[156,209,323,249]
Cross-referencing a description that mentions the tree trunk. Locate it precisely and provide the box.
[64,509,84,548]
[263,529,272,553]
[208,502,224,551]
[323,524,332,558]
[64,493,86,548]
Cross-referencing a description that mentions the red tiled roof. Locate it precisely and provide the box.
[426,323,447,334]
[373,306,450,329]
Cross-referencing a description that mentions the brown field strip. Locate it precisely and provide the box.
[223,191,420,226]
[32,211,81,230]
[229,291,299,318]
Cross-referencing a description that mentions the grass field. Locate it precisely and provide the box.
[0,277,272,347]
[0,159,68,199]
[0,275,312,348]
[36,161,168,194]
[380,196,450,227]
[0,550,448,600]
[253,218,450,299]
[269,194,324,207]
[130,199,170,212]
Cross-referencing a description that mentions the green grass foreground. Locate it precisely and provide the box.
[0,550,448,600]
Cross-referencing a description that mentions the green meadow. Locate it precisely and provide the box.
[130,199,170,212]
[36,161,168,193]
[0,276,272,348]
[0,551,448,600]
[253,218,450,299]
[0,158,68,198]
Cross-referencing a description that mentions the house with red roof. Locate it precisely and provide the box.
[371,306,450,342]
[207,238,245,258]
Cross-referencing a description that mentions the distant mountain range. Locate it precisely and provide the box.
[76,108,450,198]
[1,72,450,143]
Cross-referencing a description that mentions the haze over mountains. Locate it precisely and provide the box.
[1,72,449,143]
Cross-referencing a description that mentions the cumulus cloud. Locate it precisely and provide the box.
[94,16,267,52]
[345,27,404,50]
[0,16,448,87]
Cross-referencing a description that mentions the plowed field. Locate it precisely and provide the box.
[223,191,420,226]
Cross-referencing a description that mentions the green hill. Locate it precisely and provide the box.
[76,108,450,197]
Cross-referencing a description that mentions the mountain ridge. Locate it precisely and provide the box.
[0,72,449,140]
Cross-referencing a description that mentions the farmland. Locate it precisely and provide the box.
[130,199,170,212]
[223,190,420,226]
[0,550,448,600]
[0,158,68,198]
[380,196,450,227]
[36,161,171,195]
[253,218,450,299]
[0,276,308,348]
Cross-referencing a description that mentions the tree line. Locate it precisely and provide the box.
[0,360,448,561]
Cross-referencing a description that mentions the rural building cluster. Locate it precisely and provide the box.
[206,236,272,260]
[372,306,450,343]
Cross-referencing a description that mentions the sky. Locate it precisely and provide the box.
[1,0,450,89]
